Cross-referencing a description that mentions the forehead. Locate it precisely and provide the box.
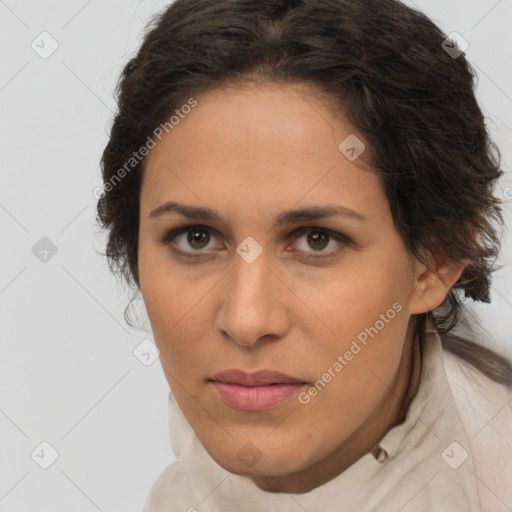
[140,83,387,222]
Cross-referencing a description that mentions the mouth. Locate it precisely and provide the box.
[209,369,308,411]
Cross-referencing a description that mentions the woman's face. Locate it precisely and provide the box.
[138,83,432,491]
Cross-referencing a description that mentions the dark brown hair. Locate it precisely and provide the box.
[97,0,512,386]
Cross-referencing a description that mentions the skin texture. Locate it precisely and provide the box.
[137,82,464,494]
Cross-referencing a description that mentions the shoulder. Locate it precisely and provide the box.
[442,348,512,512]
[442,347,512,427]
[142,460,197,512]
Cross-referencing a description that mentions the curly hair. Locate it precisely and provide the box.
[97,0,512,386]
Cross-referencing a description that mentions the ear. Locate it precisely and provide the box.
[409,251,466,315]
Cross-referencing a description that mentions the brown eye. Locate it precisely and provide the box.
[162,225,350,260]
[187,229,210,249]
[162,225,219,254]
[306,231,329,251]
[292,227,348,258]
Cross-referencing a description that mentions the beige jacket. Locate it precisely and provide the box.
[443,346,512,511]
[143,333,512,511]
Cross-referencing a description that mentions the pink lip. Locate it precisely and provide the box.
[210,369,307,411]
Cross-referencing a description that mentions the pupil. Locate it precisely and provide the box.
[308,231,328,251]
[188,229,209,249]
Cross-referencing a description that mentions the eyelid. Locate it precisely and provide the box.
[161,224,350,258]
[162,224,218,242]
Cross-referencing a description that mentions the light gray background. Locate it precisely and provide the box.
[0,1,511,511]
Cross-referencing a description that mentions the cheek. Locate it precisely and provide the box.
[296,250,412,410]
[138,243,188,354]
[138,245,219,372]
[302,249,412,338]
[138,239,193,325]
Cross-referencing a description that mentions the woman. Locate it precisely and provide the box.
[96,0,512,510]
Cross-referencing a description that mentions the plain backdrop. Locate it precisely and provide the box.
[0,1,511,510]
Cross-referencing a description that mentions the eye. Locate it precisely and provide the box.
[161,225,350,259]
[162,225,220,256]
[290,227,349,259]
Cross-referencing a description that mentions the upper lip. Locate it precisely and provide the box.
[211,369,306,386]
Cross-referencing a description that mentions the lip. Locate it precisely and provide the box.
[212,369,305,386]
[210,369,307,411]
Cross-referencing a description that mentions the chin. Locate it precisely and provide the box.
[203,436,312,478]
[216,456,304,479]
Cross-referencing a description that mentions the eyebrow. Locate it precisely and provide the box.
[149,201,368,228]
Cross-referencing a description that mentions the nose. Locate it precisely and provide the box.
[215,248,290,348]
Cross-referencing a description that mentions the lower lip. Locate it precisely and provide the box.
[211,381,306,411]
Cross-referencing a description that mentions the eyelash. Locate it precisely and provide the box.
[161,224,351,260]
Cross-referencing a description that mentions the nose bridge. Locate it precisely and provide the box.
[218,247,288,346]
[231,250,270,304]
